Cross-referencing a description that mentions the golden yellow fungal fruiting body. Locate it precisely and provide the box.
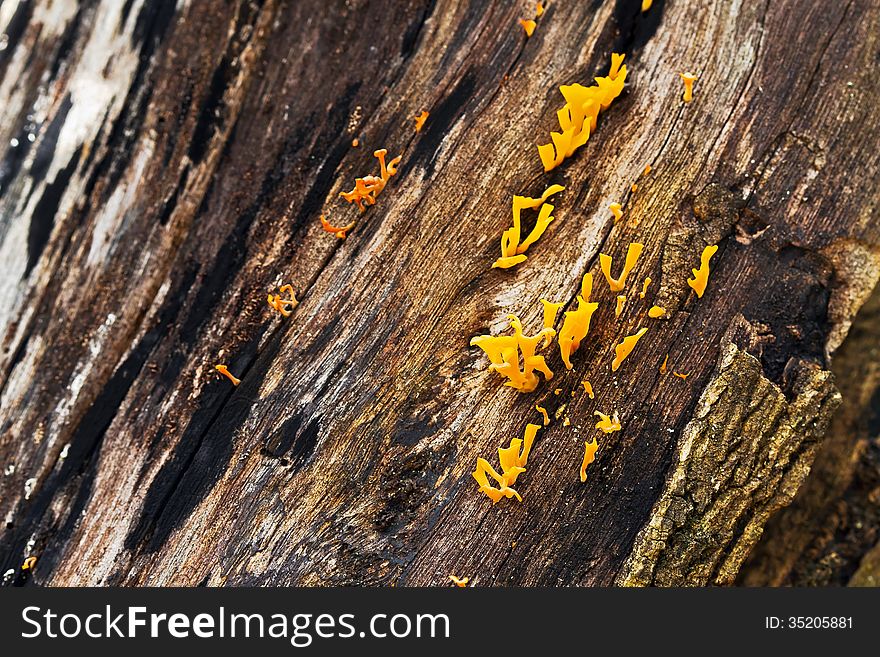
[580,438,599,482]
[594,411,621,433]
[687,244,718,297]
[611,327,648,371]
[599,243,644,292]
[214,364,240,386]
[648,305,666,318]
[538,54,627,171]
[680,72,698,103]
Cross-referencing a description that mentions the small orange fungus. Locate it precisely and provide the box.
[611,327,647,371]
[473,424,540,503]
[414,110,429,132]
[600,243,644,292]
[609,202,623,222]
[680,72,698,103]
[449,575,469,587]
[687,244,718,298]
[320,214,355,239]
[594,411,621,433]
[580,438,599,482]
[558,273,599,369]
[471,315,554,392]
[215,364,241,386]
[537,54,627,171]
[267,284,299,316]
[340,148,402,211]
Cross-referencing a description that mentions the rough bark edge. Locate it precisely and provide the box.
[615,315,841,586]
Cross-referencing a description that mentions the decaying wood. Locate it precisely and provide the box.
[739,283,880,586]
[1,0,879,587]
[617,316,841,586]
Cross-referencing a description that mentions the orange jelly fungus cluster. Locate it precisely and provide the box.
[470,315,555,392]
[493,184,565,268]
[340,148,402,211]
[558,273,599,370]
[687,244,718,298]
[600,242,643,292]
[414,110,429,132]
[611,327,647,371]
[267,284,299,316]
[472,424,541,503]
[647,305,666,318]
[214,364,240,386]
[320,214,355,239]
[537,54,627,172]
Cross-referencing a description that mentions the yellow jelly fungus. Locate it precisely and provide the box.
[414,110,429,132]
[537,54,627,171]
[449,575,469,587]
[554,388,562,395]
[674,371,691,380]
[563,417,571,427]
[609,202,623,222]
[611,327,647,371]
[471,315,554,392]
[22,556,37,570]
[680,72,698,103]
[615,295,626,318]
[599,242,644,292]
[516,203,556,254]
[687,244,718,298]
[540,298,564,329]
[582,380,594,398]
[473,424,541,503]
[660,354,669,374]
[648,305,666,318]
[352,138,359,147]
[536,405,550,426]
[640,276,651,299]
[558,278,599,369]
[267,284,299,317]
[643,164,652,176]
[580,438,599,482]
[340,148,402,211]
[320,214,355,239]
[642,0,653,11]
[535,2,544,17]
[519,18,536,36]
[631,183,638,193]
[594,410,621,433]
[492,254,529,269]
[473,458,521,503]
[494,185,565,268]
[215,364,241,386]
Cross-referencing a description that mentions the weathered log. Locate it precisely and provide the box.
[1,0,879,587]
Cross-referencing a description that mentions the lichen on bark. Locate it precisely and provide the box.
[617,316,841,586]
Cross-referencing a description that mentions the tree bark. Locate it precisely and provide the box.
[1,0,878,586]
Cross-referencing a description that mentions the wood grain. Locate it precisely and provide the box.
[1,0,878,586]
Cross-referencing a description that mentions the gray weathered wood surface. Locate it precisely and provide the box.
[1,0,879,586]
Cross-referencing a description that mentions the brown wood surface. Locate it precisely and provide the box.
[1,0,879,586]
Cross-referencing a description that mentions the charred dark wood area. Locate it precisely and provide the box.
[1,0,878,586]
